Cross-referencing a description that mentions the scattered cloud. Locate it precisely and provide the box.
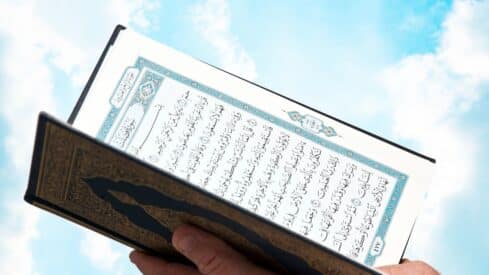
[380,0,489,261]
[1,0,487,274]
[439,0,489,82]
[0,202,40,275]
[0,1,60,273]
[191,0,257,80]
[398,1,450,34]
[0,0,159,274]
[80,229,122,273]
[109,0,160,32]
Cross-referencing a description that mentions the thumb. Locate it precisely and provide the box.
[377,260,440,275]
[129,250,199,275]
[172,224,274,275]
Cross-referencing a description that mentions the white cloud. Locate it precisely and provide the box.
[380,0,489,261]
[0,0,158,274]
[439,0,489,81]
[80,229,122,272]
[109,0,160,31]
[0,202,40,275]
[191,0,257,80]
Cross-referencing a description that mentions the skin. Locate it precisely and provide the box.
[129,225,440,275]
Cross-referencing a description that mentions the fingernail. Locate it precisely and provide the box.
[175,235,195,253]
[129,251,139,263]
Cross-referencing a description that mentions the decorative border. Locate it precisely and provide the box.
[97,64,165,143]
[96,66,141,140]
[96,56,408,266]
[287,111,338,137]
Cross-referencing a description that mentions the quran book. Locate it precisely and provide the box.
[24,25,435,275]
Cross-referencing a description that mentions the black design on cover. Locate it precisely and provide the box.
[84,176,322,275]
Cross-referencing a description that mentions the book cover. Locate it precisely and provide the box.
[25,113,380,275]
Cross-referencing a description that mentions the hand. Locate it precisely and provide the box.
[129,224,276,275]
[378,259,440,275]
[129,224,439,275]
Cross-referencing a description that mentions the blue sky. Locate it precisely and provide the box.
[0,0,488,274]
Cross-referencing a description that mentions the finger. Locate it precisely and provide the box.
[377,259,411,274]
[130,250,200,275]
[172,224,274,275]
[377,260,439,275]
[377,264,408,275]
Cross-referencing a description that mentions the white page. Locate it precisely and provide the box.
[73,28,434,267]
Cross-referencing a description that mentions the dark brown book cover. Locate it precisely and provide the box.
[24,112,381,275]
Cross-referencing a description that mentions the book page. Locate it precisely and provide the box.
[73,28,434,267]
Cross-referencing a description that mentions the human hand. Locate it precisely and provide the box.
[378,259,440,275]
[129,224,439,275]
[129,224,276,275]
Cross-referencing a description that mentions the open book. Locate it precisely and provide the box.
[25,25,435,275]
